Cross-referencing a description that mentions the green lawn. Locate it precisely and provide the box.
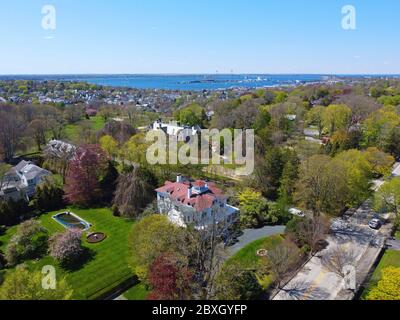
[227,234,284,270]
[225,234,284,290]
[123,283,150,300]
[362,250,400,299]
[396,231,400,240]
[63,116,106,143]
[0,207,137,300]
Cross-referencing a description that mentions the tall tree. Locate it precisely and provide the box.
[322,104,352,135]
[214,261,262,300]
[362,107,400,149]
[295,154,348,215]
[307,106,325,138]
[129,215,188,282]
[148,253,192,300]
[237,188,268,228]
[63,144,108,206]
[266,240,301,289]
[374,177,400,216]
[113,166,157,218]
[28,119,47,151]
[99,135,118,160]
[0,107,25,162]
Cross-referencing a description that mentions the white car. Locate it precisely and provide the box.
[289,208,305,217]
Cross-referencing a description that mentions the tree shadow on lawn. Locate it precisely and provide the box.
[61,247,97,272]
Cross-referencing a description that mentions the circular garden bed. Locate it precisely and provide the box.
[87,232,107,244]
[256,249,268,257]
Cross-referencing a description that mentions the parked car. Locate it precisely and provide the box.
[289,208,305,217]
[368,218,382,230]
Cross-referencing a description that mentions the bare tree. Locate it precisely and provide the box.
[321,245,357,279]
[0,107,25,162]
[267,240,301,289]
[291,216,330,255]
[63,105,85,124]
[183,205,231,300]
[113,166,156,218]
[125,105,139,126]
[28,119,47,151]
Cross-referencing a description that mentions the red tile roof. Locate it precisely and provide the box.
[155,180,225,213]
[193,180,206,187]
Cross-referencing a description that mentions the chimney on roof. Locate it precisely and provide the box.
[188,186,193,199]
[177,174,183,183]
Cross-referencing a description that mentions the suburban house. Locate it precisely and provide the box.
[151,120,201,142]
[0,186,28,202]
[155,175,239,231]
[0,161,51,201]
[44,140,76,159]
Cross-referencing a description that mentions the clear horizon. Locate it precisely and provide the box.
[0,0,399,74]
[1,73,400,76]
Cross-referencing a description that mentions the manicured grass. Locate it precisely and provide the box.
[362,250,400,299]
[0,207,136,300]
[227,234,284,270]
[123,283,150,300]
[225,234,284,291]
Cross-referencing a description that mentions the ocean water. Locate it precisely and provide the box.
[0,74,328,91]
[0,74,396,91]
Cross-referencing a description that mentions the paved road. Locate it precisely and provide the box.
[274,163,400,301]
[227,225,285,256]
[386,239,400,251]
[274,220,379,300]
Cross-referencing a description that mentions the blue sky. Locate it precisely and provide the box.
[0,0,399,74]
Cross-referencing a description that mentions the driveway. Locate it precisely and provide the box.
[227,225,285,256]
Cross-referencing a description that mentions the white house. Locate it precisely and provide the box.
[1,161,51,200]
[151,120,201,142]
[155,175,239,231]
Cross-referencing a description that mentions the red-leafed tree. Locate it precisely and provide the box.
[64,144,108,206]
[147,253,192,300]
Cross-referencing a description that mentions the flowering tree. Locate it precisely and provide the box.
[64,144,108,206]
[367,267,400,300]
[147,253,192,300]
[5,220,49,266]
[49,229,84,266]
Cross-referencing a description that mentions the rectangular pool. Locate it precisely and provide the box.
[52,212,91,231]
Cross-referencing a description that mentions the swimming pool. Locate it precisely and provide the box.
[52,212,91,231]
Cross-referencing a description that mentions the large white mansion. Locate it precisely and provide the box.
[155,175,239,230]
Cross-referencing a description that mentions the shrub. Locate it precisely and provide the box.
[33,179,64,212]
[0,225,6,236]
[0,267,73,300]
[394,215,400,232]
[0,251,6,270]
[49,229,84,266]
[5,220,49,266]
[238,188,269,228]
[0,199,30,226]
[215,261,263,300]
